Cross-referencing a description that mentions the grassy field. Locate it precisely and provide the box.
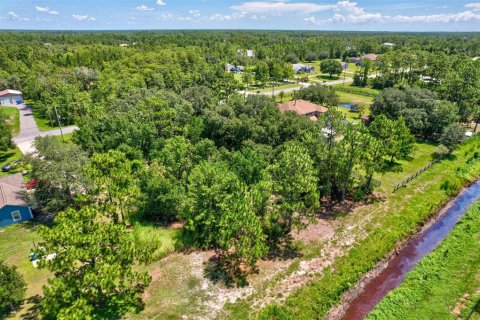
[28,102,60,132]
[337,91,374,105]
[33,115,58,132]
[377,141,438,194]
[242,136,480,319]
[255,82,301,94]
[53,132,74,144]
[0,223,51,319]
[1,106,20,136]
[369,200,480,320]
[333,83,381,96]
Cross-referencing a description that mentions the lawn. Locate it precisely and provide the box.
[337,91,374,105]
[377,141,438,194]
[255,82,301,94]
[0,223,51,319]
[53,132,74,144]
[0,147,23,177]
[334,83,381,96]
[369,200,480,320]
[28,102,61,132]
[336,107,366,123]
[1,106,20,136]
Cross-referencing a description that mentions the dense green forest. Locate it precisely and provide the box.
[0,31,479,319]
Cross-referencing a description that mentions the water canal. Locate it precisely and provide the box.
[341,181,480,320]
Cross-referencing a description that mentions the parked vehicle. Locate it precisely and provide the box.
[1,159,21,172]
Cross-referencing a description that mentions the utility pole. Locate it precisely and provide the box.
[54,105,65,142]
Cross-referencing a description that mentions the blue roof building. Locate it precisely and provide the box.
[0,174,33,228]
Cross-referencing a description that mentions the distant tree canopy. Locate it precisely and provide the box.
[320,59,343,78]
[371,87,459,140]
[295,83,339,106]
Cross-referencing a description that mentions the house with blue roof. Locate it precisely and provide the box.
[0,173,33,227]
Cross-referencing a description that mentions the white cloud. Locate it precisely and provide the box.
[7,11,29,21]
[35,6,58,15]
[206,12,247,21]
[7,12,19,20]
[301,0,480,25]
[231,1,334,13]
[250,14,266,20]
[72,14,96,21]
[136,5,154,11]
[389,11,480,23]
[156,0,166,5]
[465,3,480,11]
[178,16,192,21]
[189,10,201,17]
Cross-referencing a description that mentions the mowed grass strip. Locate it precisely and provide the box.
[255,137,480,319]
[1,106,20,136]
[368,200,480,320]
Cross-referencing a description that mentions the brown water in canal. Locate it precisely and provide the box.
[341,181,480,320]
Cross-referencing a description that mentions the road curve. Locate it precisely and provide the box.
[10,104,78,154]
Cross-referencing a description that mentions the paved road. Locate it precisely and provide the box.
[10,104,78,154]
[240,73,378,97]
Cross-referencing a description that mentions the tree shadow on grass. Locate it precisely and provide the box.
[19,294,41,320]
[0,150,16,164]
[203,251,254,288]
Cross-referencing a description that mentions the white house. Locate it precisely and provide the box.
[0,89,23,106]
[238,49,255,58]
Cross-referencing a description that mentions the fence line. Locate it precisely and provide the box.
[393,157,442,192]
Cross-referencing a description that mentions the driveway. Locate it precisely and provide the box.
[11,104,78,154]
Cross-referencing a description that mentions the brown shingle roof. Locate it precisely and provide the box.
[362,54,378,61]
[0,174,27,208]
[278,99,328,116]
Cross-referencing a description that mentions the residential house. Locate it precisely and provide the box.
[383,42,395,47]
[0,174,33,228]
[238,49,255,58]
[356,54,378,66]
[225,63,244,73]
[350,57,361,64]
[0,89,23,106]
[278,99,328,121]
[292,63,315,73]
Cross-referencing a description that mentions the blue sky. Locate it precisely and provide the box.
[0,1,479,31]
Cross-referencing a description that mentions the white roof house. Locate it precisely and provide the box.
[0,89,23,106]
[238,49,255,58]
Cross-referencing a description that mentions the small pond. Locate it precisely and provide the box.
[339,103,357,111]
